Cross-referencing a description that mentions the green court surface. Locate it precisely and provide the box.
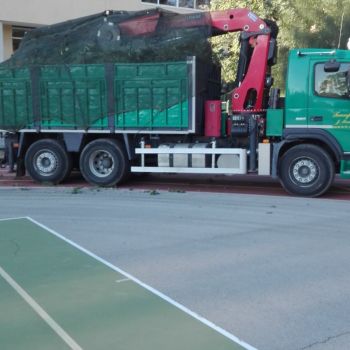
[0,217,254,350]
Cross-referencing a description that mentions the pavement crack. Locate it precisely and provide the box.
[300,330,350,350]
[0,239,21,255]
[10,240,21,256]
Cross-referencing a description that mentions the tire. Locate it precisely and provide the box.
[278,144,335,197]
[79,139,129,186]
[25,139,72,184]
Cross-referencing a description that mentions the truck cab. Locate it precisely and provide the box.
[268,49,350,196]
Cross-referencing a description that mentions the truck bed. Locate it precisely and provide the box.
[0,58,220,134]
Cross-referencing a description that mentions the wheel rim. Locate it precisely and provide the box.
[33,150,58,176]
[88,150,115,178]
[290,157,319,185]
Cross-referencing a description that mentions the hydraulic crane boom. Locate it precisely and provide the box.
[210,8,268,33]
[209,8,275,113]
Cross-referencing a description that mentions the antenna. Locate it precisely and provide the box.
[338,11,345,49]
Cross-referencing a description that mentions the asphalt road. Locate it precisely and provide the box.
[1,169,350,200]
[1,187,350,350]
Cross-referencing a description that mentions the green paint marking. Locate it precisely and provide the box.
[0,218,251,350]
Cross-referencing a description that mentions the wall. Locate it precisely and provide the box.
[0,0,196,26]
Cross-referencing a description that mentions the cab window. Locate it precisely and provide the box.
[315,63,350,98]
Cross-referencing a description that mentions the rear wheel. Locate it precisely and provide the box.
[279,144,334,197]
[25,139,72,184]
[79,139,129,186]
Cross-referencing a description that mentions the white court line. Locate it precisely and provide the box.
[0,217,27,222]
[0,265,82,350]
[26,216,258,350]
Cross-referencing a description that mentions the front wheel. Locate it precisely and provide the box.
[79,139,129,186]
[279,144,335,197]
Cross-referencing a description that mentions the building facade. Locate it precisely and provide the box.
[0,0,210,62]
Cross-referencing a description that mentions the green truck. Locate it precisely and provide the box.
[0,8,349,197]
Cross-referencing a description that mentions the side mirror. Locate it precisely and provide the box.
[324,60,340,72]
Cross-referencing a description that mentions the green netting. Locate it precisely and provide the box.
[1,8,214,67]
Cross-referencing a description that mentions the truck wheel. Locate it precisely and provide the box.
[79,139,129,186]
[25,139,72,184]
[279,144,334,197]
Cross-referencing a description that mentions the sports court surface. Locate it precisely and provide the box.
[0,217,255,350]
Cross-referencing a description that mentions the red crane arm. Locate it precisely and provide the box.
[210,8,268,33]
[210,8,272,113]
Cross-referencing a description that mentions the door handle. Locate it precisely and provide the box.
[310,116,323,122]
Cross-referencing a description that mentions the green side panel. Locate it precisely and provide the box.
[40,65,107,129]
[0,61,191,131]
[0,68,33,130]
[114,62,189,129]
[340,160,350,179]
[266,109,284,136]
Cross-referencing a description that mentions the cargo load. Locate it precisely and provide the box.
[1,9,214,67]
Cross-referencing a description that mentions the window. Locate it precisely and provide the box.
[12,26,34,51]
[141,0,210,10]
[315,62,350,99]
